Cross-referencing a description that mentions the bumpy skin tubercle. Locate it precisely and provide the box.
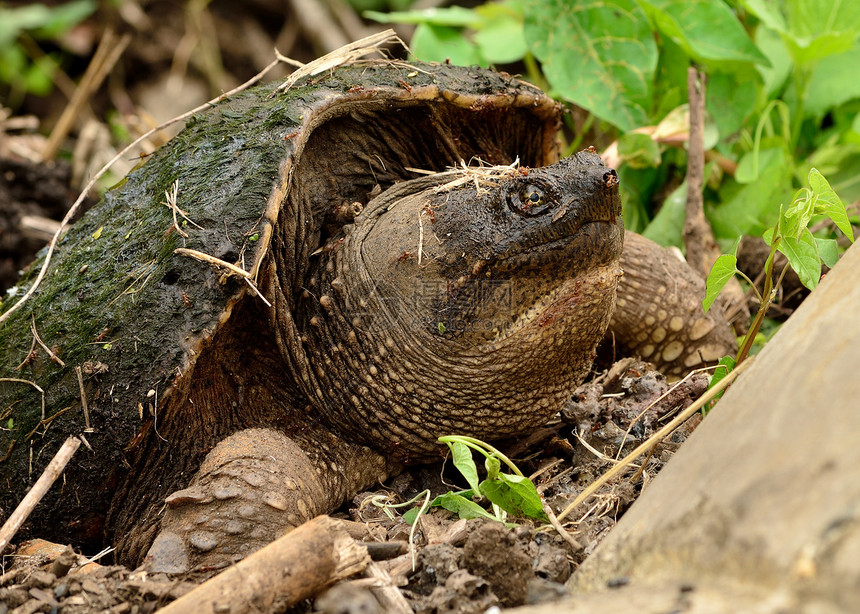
[146,428,394,572]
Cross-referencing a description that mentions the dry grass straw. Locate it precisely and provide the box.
[43,29,131,161]
[30,316,65,368]
[407,157,522,195]
[556,355,754,522]
[0,436,81,556]
[273,29,404,95]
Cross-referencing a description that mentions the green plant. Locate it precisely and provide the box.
[704,168,854,390]
[400,436,548,525]
[0,1,96,106]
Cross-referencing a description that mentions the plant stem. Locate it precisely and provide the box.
[437,436,524,477]
[736,238,779,364]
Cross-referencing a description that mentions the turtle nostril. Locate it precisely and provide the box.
[603,169,619,189]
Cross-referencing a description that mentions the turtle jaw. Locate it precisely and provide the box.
[487,217,624,345]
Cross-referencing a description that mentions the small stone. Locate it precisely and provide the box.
[28,587,58,606]
[24,570,55,589]
[225,520,246,535]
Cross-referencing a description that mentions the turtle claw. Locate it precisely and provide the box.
[143,428,326,572]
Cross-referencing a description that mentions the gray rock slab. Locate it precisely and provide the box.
[512,240,860,613]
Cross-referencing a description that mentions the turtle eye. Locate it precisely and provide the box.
[508,183,551,216]
[521,185,545,208]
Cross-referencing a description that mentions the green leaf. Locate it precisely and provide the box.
[618,165,661,233]
[473,3,527,64]
[637,0,769,66]
[402,506,420,525]
[710,164,792,239]
[410,23,483,66]
[706,69,759,140]
[450,441,481,493]
[707,354,736,397]
[524,0,657,131]
[434,492,499,521]
[617,132,662,169]
[785,0,860,65]
[781,187,813,240]
[754,23,793,97]
[815,237,839,268]
[743,0,860,65]
[738,0,787,32]
[31,0,96,39]
[652,37,688,119]
[642,179,686,249]
[6,418,13,430]
[364,6,480,26]
[705,355,736,407]
[479,474,548,521]
[778,229,821,290]
[735,147,787,185]
[807,168,855,242]
[0,4,53,48]
[485,455,501,482]
[806,42,860,119]
[703,251,739,312]
[24,55,55,96]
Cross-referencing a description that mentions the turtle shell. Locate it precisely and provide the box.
[0,61,560,549]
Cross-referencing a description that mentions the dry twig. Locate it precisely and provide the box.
[74,366,93,432]
[158,516,369,614]
[557,356,754,522]
[0,436,81,556]
[174,248,272,307]
[30,316,65,367]
[365,562,412,614]
[43,29,132,161]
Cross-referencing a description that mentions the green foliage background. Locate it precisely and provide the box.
[369,0,860,252]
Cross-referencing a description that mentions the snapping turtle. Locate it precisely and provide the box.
[0,61,733,571]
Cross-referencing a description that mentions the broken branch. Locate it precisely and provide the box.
[0,436,81,556]
[157,515,370,614]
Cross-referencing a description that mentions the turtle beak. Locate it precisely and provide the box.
[552,166,620,225]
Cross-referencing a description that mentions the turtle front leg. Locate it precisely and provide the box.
[144,427,396,573]
[610,232,737,376]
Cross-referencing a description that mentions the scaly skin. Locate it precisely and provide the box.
[145,152,624,571]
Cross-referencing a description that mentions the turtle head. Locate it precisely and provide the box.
[359,149,623,346]
[300,151,623,457]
